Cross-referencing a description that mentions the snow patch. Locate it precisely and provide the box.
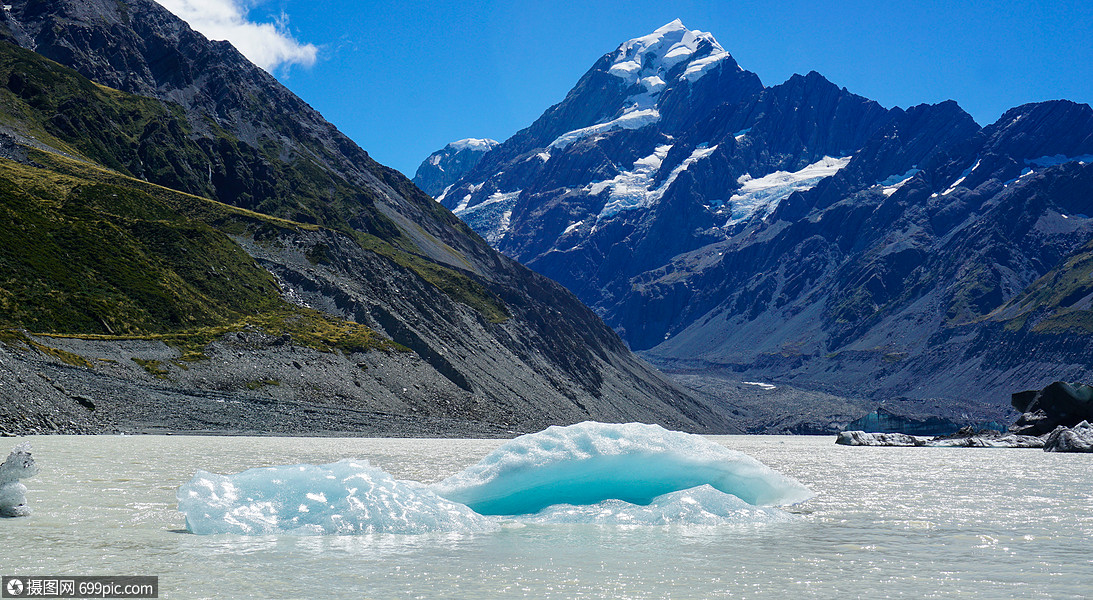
[878,168,920,196]
[742,381,777,391]
[725,156,851,226]
[549,108,661,149]
[592,144,720,220]
[452,182,483,213]
[435,183,454,203]
[941,158,980,196]
[562,220,585,235]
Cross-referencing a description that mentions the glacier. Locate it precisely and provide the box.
[177,459,497,535]
[430,421,813,515]
[725,156,851,226]
[177,422,812,534]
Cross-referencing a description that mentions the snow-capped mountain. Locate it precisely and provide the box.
[433,19,1093,420]
[413,138,498,197]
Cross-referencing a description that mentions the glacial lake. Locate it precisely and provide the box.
[1,434,1090,599]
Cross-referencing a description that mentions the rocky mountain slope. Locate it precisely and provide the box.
[433,19,1093,424]
[0,1,724,435]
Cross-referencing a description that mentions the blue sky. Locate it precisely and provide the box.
[160,0,1093,177]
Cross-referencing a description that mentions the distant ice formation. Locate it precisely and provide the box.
[0,442,39,518]
[431,421,813,515]
[178,422,813,534]
[177,459,497,535]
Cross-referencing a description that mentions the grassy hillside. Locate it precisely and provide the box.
[0,38,506,333]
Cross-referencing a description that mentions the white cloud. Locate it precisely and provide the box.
[155,0,318,73]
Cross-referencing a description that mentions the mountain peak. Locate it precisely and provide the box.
[447,138,499,152]
[607,19,736,88]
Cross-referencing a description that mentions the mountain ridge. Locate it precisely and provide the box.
[0,4,726,435]
[423,19,1093,426]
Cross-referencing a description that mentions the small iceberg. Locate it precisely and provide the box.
[177,459,496,535]
[431,422,812,515]
[0,442,39,518]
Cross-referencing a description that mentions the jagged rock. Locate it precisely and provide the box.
[1043,421,1093,452]
[1010,382,1093,436]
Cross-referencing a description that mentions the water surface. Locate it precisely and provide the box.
[1,435,1089,598]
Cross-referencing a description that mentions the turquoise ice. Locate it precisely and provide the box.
[431,421,813,515]
[177,459,495,535]
[177,422,813,534]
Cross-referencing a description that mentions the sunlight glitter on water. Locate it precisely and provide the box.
[1,435,1091,599]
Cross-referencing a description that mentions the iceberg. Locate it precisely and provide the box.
[177,422,812,534]
[177,459,496,535]
[0,442,39,518]
[431,422,813,515]
[522,484,796,526]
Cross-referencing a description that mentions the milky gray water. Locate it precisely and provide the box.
[1,435,1090,599]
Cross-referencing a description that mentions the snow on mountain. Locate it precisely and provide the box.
[449,138,500,152]
[607,19,735,87]
[724,156,851,225]
[550,109,661,149]
[413,138,499,197]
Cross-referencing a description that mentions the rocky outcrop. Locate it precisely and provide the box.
[1010,381,1093,436]
[1043,421,1093,452]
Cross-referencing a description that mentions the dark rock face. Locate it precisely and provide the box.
[413,139,498,197]
[1010,381,1093,436]
[435,19,1093,419]
[0,2,728,434]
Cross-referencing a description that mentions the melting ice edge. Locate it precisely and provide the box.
[177,422,813,535]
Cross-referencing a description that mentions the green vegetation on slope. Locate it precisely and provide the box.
[0,38,506,330]
[0,156,283,334]
[996,239,1093,333]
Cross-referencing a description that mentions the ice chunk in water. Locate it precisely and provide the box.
[523,484,797,526]
[432,422,813,515]
[177,459,496,535]
[1,442,39,518]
